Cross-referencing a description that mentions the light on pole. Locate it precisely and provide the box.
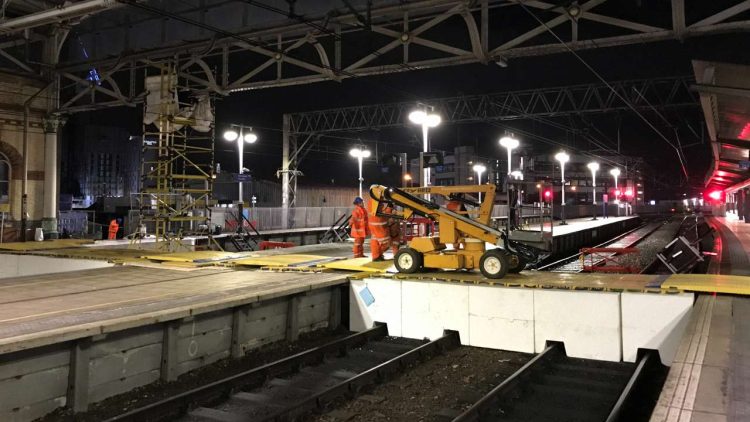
[473,164,486,202]
[349,146,372,198]
[223,125,258,203]
[409,109,441,199]
[587,162,600,220]
[554,152,570,225]
[610,168,621,216]
[499,135,520,175]
[403,173,413,187]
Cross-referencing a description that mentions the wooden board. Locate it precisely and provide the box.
[233,254,335,267]
[140,251,249,263]
[321,257,394,273]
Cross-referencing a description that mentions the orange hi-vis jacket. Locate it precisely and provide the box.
[368,207,390,242]
[350,205,369,238]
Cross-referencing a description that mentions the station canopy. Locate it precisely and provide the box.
[693,60,750,191]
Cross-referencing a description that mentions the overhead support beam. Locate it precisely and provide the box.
[0,0,123,34]
[55,0,750,113]
[691,0,750,27]
[0,48,35,73]
[672,0,686,38]
[692,84,750,99]
[286,76,697,135]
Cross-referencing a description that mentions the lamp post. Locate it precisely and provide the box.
[473,163,486,202]
[554,152,569,225]
[499,135,519,175]
[409,109,441,200]
[223,125,258,203]
[587,162,600,220]
[610,168,620,216]
[403,173,413,187]
[349,146,371,198]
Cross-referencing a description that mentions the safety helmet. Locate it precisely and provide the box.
[353,197,364,205]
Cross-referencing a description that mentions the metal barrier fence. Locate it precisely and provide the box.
[59,210,104,239]
[208,202,635,234]
[212,206,351,231]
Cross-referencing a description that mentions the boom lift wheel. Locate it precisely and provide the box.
[394,248,423,274]
[479,249,509,279]
[507,254,527,273]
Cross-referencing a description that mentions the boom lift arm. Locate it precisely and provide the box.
[369,184,545,279]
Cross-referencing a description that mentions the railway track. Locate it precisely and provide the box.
[105,324,459,422]
[538,221,665,272]
[452,343,661,422]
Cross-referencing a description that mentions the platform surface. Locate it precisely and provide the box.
[0,266,348,354]
[709,216,750,276]
[651,215,750,422]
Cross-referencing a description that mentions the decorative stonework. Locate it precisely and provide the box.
[43,114,67,133]
[0,140,23,179]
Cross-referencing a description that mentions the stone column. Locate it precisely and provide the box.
[42,115,63,238]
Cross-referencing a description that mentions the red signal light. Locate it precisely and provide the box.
[614,190,621,196]
[708,190,722,201]
[544,190,552,198]
[624,189,633,197]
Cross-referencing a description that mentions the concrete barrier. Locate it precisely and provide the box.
[350,278,694,364]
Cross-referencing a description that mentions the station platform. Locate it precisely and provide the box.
[651,216,750,422]
[1,214,749,421]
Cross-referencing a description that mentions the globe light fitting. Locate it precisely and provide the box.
[243,133,258,143]
[499,136,519,150]
[223,130,239,141]
[554,152,569,163]
[587,162,600,172]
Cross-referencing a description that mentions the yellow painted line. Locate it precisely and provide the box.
[321,257,394,273]
[0,239,93,251]
[662,274,750,295]
[233,254,331,267]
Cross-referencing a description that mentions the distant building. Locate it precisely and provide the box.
[525,154,644,206]
[61,125,140,206]
[409,146,485,187]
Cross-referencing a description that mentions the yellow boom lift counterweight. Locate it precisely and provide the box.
[368,184,551,279]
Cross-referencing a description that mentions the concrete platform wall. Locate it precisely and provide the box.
[0,254,113,279]
[350,278,693,364]
[0,285,343,422]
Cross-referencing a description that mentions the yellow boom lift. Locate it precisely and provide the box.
[368,184,551,279]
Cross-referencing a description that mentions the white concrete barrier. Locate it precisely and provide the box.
[349,277,694,364]
[621,292,694,365]
[0,255,113,279]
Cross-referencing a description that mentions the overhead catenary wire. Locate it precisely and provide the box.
[516,0,690,182]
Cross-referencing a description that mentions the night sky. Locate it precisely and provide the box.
[66,32,750,200]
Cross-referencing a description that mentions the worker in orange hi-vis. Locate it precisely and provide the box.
[108,218,120,240]
[349,197,369,258]
[368,200,391,262]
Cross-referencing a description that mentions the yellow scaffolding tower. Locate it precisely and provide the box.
[139,62,215,249]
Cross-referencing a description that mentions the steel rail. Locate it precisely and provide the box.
[104,324,389,422]
[537,220,664,272]
[451,343,561,422]
[605,351,656,422]
[262,330,462,421]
